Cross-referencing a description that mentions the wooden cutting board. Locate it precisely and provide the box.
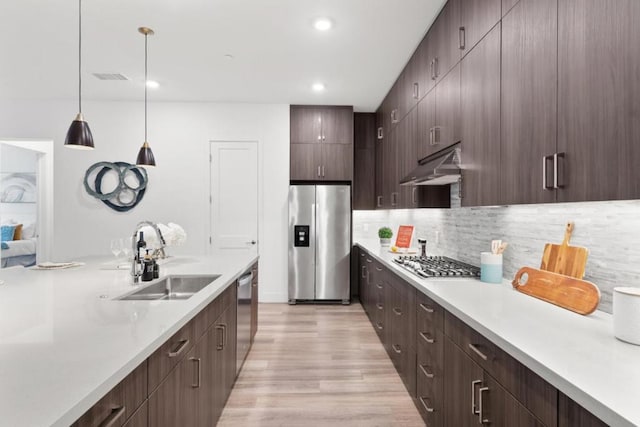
[540,222,589,279]
[512,267,600,315]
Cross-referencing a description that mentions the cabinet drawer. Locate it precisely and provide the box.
[148,319,195,392]
[444,312,557,426]
[417,291,444,333]
[194,283,237,340]
[72,382,126,427]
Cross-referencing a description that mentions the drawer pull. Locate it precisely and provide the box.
[420,332,435,344]
[375,267,383,272]
[100,406,126,427]
[468,343,489,361]
[420,303,435,313]
[190,357,201,388]
[419,364,435,379]
[376,283,383,289]
[393,307,402,316]
[376,303,384,310]
[376,322,383,330]
[392,344,402,354]
[168,339,190,358]
[216,325,226,350]
[366,258,373,263]
[471,380,482,415]
[419,397,435,413]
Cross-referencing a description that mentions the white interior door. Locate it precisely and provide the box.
[210,141,259,253]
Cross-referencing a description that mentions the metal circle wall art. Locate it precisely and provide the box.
[84,161,148,212]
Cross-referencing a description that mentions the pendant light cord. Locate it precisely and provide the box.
[144,33,148,142]
[78,0,82,114]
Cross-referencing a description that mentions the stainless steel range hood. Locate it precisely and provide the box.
[400,145,461,186]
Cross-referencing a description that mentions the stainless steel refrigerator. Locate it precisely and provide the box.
[288,185,351,304]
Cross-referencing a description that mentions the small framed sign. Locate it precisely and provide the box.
[395,225,414,249]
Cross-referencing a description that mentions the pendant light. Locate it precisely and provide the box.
[136,27,156,167]
[65,0,94,149]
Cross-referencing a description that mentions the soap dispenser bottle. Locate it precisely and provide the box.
[142,249,154,282]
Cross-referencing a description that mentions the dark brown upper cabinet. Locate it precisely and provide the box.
[430,0,461,84]
[397,108,420,208]
[460,24,501,207]
[500,0,557,205]
[375,108,385,208]
[557,0,640,202]
[417,66,460,163]
[290,105,353,181]
[354,113,376,210]
[459,0,501,57]
[382,129,399,208]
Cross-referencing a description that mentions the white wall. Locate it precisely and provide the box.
[1,144,38,172]
[0,100,290,302]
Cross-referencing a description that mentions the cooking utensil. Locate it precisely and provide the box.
[497,242,508,255]
[512,266,600,315]
[491,240,502,255]
[540,222,589,279]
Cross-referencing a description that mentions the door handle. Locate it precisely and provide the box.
[377,196,383,208]
[413,82,419,100]
[554,152,565,189]
[392,344,402,354]
[471,380,482,415]
[420,332,435,344]
[419,397,435,413]
[361,266,366,279]
[468,343,489,361]
[190,357,201,388]
[322,165,325,177]
[420,303,435,313]
[317,165,321,177]
[216,325,224,350]
[479,386,490,424]
[459,27,466,50]
[377,127,384,139]
[419,364,435,379]
[543,155,554,190]
[412,187,418,205]
[168,339,190,358]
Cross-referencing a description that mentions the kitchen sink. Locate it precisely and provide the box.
[117,275,221,301]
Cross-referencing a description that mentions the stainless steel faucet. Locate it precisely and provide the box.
[131,221,167,283]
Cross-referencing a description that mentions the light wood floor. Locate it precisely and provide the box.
[218,303,424,426]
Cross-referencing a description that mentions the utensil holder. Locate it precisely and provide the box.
[613,287,640,345]
[481,252,503,284]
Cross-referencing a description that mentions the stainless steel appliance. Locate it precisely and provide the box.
[288,185,351,304]
[236,271,252,374]
[394,255,480,279]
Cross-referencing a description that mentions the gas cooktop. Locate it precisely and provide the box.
[393,255,480,279]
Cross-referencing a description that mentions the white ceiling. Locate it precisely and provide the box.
[0,0,445,112]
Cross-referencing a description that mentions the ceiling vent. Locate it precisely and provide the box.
[92,73,129,81]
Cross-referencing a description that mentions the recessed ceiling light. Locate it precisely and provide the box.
[146,80,160,89]
[313,18,333,31]
[312,82,326,92]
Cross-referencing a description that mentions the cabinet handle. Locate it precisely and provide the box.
[317,165,321,177]
[430,59,436,80]
[100,406,126,427]
[479,386,490,424]
[376,303,384,310]
[317,135,322,141]
[434,57,439,78]
[391,192,398,206]
[367,258,373,263]
[322,135,326,141]
[216,325,225,350]
[376,283,383,289]
[393,307,402,316]
[412,187,418,205]
[361,266,366,279]
[433,126,440,145]
[377,127,384,139]
[419,397,435,413]
[376,322,383,330]
[322,165,325,177]
[413,82,419,100]
[553,152,565,189]
[420,332,435,344]
[471,380,482,415]
[168,339,190,358]
[468,343,489,361]
[419,364,435,379]
[429,127,434,146]
[542,155,554,190]
[458,176,463,199]
[375,266,383,272]
[377,196,383,208]
[420,303,435,313]
[392,344,402,354]
[190,357,201,388]
[459,27,466,50]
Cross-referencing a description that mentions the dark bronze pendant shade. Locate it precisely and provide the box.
[65,113,94,149]
[136,27,156,167]
[65,0,94,150]
[136,142,156,167]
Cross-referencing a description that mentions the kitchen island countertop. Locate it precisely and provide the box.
[0,251,257,427]
[356,239,640,427]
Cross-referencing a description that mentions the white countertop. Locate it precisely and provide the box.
[0,252,257,427]
[356,239,640,427]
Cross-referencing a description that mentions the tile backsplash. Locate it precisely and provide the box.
[354,195,640,313]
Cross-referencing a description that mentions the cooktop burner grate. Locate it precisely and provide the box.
[393,255,480,278]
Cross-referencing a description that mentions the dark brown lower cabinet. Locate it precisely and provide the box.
[559,393,608,427]
[444,338,543,426]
